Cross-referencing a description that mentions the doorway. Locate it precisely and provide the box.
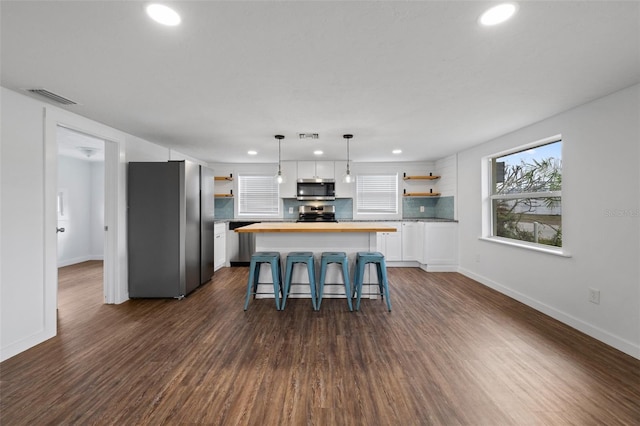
[57,126,106,299]
[51,122,121,305]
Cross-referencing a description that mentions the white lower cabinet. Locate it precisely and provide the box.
[422,222,458,271]
[401,221,423,261]
[376,222,402,261]
[214,223,227,271]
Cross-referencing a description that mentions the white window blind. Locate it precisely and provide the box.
[356,174,398,214]
[237,175,280,216]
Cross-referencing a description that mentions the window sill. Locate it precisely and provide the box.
[479,237,571,258]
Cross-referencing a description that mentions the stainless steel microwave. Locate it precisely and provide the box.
[296,179,336,201]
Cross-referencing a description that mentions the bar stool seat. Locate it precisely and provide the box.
[353,251,392,312]
[282,252,318,310]
[244,251,282,311]
[318,252,353,311]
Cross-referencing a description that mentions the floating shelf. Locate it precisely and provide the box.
[403,175,440,180]
[215,193,234,198]
[403,192,441,197]
[214,176,233,181]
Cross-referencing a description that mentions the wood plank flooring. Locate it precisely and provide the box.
[1,261,639,425]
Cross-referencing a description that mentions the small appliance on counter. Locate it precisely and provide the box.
[297,205,337,222]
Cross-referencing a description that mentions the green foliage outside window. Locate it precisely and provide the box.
[493,141,562,247]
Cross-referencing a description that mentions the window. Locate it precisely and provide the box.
[237,175,280,217]
[356,173,398,214]
[489,138,562,247]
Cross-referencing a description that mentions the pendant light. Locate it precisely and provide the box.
[343,134,353,183]
[275,134,285,184]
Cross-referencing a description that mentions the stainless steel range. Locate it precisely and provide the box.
[297,205,337,222]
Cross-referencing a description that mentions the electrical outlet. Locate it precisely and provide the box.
[420,206,425,213]
[588,288,600,304]
[288,207,293,214]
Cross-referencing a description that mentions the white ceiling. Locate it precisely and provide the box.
[2,1,639,164]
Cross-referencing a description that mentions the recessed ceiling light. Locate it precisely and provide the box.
[392,149,402,154]
[248,150,257,155]
[313,150,323,156]
[146,4,181,26]
[479,3,517,26]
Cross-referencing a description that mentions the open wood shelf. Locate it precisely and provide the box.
[214,193,233,198]
[403,175,440,180]
[214,176,233,181]
[403,192,441,197]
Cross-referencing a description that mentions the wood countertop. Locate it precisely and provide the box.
[234,222,397,233]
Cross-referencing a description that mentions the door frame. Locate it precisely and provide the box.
[44,107,128,310]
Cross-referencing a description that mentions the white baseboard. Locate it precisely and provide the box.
[57,255,103,268]
[387,261,419,268]
[419,263,459,272]
[458,267,640,360]
[1,328,56,362]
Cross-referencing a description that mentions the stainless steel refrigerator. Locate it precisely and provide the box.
[127,160,215,298]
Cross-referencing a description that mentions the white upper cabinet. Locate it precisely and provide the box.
[297,161,335,180]
[279,161,297,198]
[333,161,354,198]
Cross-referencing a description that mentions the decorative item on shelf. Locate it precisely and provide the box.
[343,134,354,183]
[214,173,233,181]
[275,135,284,184]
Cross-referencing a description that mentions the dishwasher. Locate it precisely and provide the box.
[228,221,259,266]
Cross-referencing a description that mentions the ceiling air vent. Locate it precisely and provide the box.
[26,88,78,105]
[299,133,319,140]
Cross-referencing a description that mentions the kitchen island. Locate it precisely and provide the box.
[235,222,397,299]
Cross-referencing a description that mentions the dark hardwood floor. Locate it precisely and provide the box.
[1,261,639,425]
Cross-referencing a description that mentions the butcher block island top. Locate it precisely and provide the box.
[234,222,397,233]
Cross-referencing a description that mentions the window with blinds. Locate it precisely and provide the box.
[237,175,280,216]
[356,174,398,214]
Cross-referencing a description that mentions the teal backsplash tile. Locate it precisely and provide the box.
[214,197,234,219]
[402,196,454,219]
[435,196,455,220]
[402,197,437,218]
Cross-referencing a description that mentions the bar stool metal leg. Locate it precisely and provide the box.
[244,252,282,311]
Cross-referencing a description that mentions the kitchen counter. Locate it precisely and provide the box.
[234,222,397,233]
[238,222,395,300]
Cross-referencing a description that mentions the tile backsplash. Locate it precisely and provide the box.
[215,196,454,220]
[214,197,234,220]
[403,196,454,220]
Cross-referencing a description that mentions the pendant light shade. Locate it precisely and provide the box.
[343,134,353,183]
[275,135,285,184]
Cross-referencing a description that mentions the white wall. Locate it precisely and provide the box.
[57,156,105,266]
[91,162,105,258]
[457,84,640,359]
[1,88,49,360]
[0,87,201,361]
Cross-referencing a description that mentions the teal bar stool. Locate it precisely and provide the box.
[282,252,318,310]
[318,252,353,311]
[244,252,282,311]
[353,251,392,312]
